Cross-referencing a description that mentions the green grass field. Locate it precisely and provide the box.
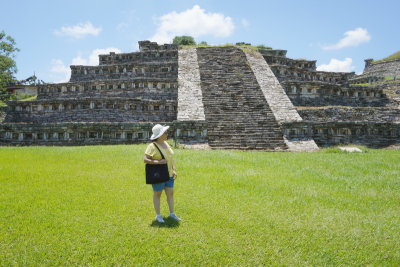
[0,145,399,265]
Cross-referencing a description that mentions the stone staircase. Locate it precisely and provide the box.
[196,47,287,150]
[177,48,206,121]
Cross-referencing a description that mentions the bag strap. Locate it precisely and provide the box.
[152,142,165,160]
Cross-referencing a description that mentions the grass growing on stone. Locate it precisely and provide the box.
[19,95,37,101]
[0,145,399,265]
[181,43,269,51]
[373,51,400,63]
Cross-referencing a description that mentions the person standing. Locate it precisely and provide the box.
[144,124,180,223]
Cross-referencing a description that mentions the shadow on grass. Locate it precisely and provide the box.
[150,217,181,228]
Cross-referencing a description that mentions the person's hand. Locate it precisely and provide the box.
[173,170,177,179]
[157,159,167,164]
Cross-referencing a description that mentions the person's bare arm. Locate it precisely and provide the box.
[144,154,167,164]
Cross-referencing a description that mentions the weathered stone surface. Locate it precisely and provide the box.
[177,48,205,121]
[283,121,400,148]
[283,137,320,152]
[362,59,400,79]
[243,49,302,123]
[0,41,399,148]
[196,47,287,150]
[0,108,5,123]
[298,107,400,123]
[338,146,362,152]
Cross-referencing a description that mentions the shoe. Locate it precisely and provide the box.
[169,213,181,221]
[155,215,165,223]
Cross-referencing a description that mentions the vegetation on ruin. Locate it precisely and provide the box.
[0,145,399,265]
[352,78,400,87]
[373,51,400,63]
[172,36,196,46]
[174,36,273,51]
[180,43,273,52]
[18,94,37,101]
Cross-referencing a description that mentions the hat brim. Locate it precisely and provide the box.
[150,125,170,140]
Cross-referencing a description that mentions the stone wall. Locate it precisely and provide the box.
[282,81,388,107]
[4,98,177,123]
[37,79,178,99]
[0,107,6,123]
[377,82,400,107]
[263,55,316,70]
[271,65,353,84]
[0,122,158,146]
[364,59,400,78]
[98,42,178,65]
[0,121,207,146]
[174,120,208,144]
[297,107,400,123]
[69,62,178,82]
[283,121,400,148]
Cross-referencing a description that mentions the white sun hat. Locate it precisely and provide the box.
[150,124,170,140]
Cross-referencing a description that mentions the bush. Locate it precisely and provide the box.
[173,36,196,46]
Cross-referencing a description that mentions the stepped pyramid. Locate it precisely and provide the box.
[1,41,398,149]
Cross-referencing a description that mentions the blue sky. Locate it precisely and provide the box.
[1,0,399,83]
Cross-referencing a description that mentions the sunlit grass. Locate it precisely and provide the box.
[0,145,399,265]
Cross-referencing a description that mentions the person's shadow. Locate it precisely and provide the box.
[150,217,180,228]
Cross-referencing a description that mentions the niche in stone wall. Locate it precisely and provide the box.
[89,132,98,139]
[78,132,85,140]
[25,133,33,140]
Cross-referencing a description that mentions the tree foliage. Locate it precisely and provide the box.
[0,31,19,93]
[172,36,196,46]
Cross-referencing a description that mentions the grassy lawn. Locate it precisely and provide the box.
[0,145,399,265]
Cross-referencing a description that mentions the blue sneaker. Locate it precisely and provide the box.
[155,215,165,223]
[169,213,181,221]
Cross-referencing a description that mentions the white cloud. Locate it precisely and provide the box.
[241,18,250,28]
[317,58,355,72]
[150,5,235,44]
[49,48,122,82]
[322,28,371,50]
[71,56,87,65]
[54,22,102,39]
[50,59,71,83]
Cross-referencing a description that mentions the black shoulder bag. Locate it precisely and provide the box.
[145,143,170,184]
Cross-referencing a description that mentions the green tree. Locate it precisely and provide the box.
[172,36,196,46]
[0,31,19,100]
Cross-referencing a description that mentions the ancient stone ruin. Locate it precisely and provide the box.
[1,41,399,150]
